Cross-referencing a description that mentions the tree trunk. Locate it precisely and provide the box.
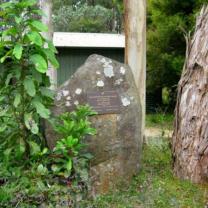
[124,0,146,139]
[172,6,208,183]
[39,0,57,89]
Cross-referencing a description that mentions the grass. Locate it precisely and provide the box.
[146,113,174,130]
[82,137,207,207]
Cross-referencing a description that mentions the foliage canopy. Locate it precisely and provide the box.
[53,0,123,33]
[147,0,208,109]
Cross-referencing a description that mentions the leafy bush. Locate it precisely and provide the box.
[51,105,97,180]
[0,0,59,162]
[0,105,97,207]
[0,1,97,206]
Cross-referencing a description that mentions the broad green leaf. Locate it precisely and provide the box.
[84,127,97,135]
[30,20,48,32]
[0,11,5,17]
[5,73,13,86]
[36,181,45,190]
[30,54,47,73]
[0,108,7,117]
[17,0,37,7]
[2,28,18,37]
[27,31,43,46]
[43,48,59,68]
[37,164,48,175]
[13,68,21,79]
[0,124,7,133]
[13,44,23,60]
[15,17,22,24]
[1,50,12,63]
[32,70,42,83]
[19,138,26,155]
[0,96,4,102]
[31,123,39,135]
[14,93,21,108]
[3,148,12,157]
[24,113,31,130]
[51,164,60,173]
[32,99,50,119]
[40,87,54,99]
[23,78,36,97]
[41,148,48,155]
[63,171,70,178]
[32,9,44,16]
[24,113,39,134]
[47,40,58,53]
[29,141,40,156]
[0,2,12,9]
[66,159,72,172]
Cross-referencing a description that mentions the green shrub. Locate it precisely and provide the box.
[0,1,97,206]
[0,105,97,207]
[0,0,59,163]
[50,105,97,180]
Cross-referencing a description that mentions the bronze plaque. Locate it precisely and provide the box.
[87,91,121,114]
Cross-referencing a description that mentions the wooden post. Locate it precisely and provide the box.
[39,0,57,90]
[124,0,146,137]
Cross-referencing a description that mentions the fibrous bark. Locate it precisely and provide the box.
[172,6,208,183]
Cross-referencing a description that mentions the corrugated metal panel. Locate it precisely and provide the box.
[56,47,124,86]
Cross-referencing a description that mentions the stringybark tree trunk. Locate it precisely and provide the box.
[172,6,208,183]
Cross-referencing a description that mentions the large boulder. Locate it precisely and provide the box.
[46,55,142,195]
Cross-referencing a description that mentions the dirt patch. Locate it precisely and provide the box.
[145,127,173,138]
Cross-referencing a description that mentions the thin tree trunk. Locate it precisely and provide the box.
[172,6,208,183]
[124,0,146,139]
[39,0,57,89]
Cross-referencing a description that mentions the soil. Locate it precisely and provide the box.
[145,127,172,138]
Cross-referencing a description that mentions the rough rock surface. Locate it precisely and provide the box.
[45,55,142,194]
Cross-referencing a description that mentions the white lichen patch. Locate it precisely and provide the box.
[66,96,71,101]
[97,80,105,87]
[56,92,62,101]
[121,97,131,107]
[74,100,79,106]
[104,66,114,78]
[65,101,71,107]
[130,96,134,101]
[62,90,69,97]
[100,58,106,63]
[120,67,126,75]
[75,88,82,95]
[117,115,121,121]
[115,78,123,85]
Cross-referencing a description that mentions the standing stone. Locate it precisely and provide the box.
[46,55,142,195]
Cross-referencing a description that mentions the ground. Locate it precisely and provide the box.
[81,114,208,208]
[0,114,207,207]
